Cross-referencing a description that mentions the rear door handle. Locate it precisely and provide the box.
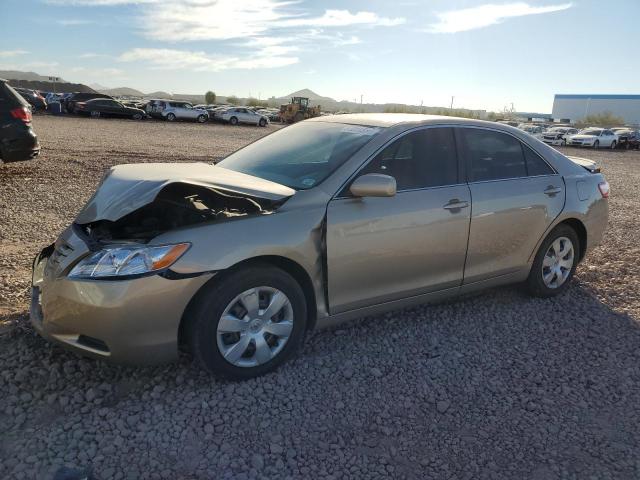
[443,199,469,210]
[544,186,562,196]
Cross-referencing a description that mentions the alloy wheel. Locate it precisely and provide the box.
[541,236,574,289]
[216,287,294,368]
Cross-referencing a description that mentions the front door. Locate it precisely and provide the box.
[457,127,565,283]
[326,127,471,314]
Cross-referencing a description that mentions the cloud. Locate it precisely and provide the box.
[78,53,109,58]
[428,2,573,33]
[56,18,94,25]
[0,50,29,58]
[278,9,405,28]
[119,47,298,71]
[45,0,156,4]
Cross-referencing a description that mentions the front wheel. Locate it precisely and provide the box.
[90,111,100,118]
[229,116,238,125]
[197,114,207,123]
[132,113,143,120]
[526,224,579,298]
[610,140,617,149]
[188,265,307,379]
[259,118,267,127]
[166,113,176,121]
[593,140,599,149]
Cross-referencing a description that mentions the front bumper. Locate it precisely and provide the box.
[543,138,564,146]
[31,244,212,365]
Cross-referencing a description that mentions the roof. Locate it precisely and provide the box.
[307,113,493,128]
[555,94,640,100]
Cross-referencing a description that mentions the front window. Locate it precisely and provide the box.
[581,129,602,136]
[218,121,381,190]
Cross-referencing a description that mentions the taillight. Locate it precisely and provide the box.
[598,181,610,198]
[10,106,32,123]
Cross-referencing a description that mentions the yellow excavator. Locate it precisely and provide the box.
[279,97,321,123]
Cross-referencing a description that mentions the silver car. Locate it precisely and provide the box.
[31,114,609,379]
[146,99,209,123]
[221,107,268,127]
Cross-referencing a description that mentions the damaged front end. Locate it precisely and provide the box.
[72,162,296,247]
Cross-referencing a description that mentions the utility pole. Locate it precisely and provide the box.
[450,96,454,110]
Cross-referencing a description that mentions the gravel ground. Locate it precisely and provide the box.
[1,116,639,479]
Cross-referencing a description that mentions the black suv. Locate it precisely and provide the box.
[0,79,40,163]
[65,92,113,114]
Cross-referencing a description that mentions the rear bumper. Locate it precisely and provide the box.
[1,131,40,162]
[31,246,213,365]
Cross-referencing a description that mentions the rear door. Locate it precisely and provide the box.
[458,127,564,284]
[326,127,471,313]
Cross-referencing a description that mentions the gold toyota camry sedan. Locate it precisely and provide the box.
[31,114,609,379]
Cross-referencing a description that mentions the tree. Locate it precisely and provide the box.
[226,95,240,105]
[576,111,625,128]
[246,97,268,108]
[205,91,216,104]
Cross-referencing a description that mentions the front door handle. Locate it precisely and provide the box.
[443,199,469,210]
[544,186,562,196]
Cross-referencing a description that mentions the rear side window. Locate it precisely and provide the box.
[359,127,458,190]
[523,144,554,176]
[460,128,526,181]
[0,82,28,110]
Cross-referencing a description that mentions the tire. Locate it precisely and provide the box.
[229,116,238,126]
[593,140,599,149]
[562,139,566,146]
[132,113,143,120]
[259,118,267,127]
[90,111,100,118]
[294,112,304,123]
[166,113,176,122]
[526,224,579,298]
[197,114,207,123]
[188,265,308,379]
[610,140,617,149]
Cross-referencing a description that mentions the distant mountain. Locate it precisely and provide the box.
[278,89,336,104]
[0,70,67,83]
[99,87,146,97]
[89,83,110,91]
[146,91,173,98]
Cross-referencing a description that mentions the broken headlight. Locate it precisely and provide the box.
[68,243,190,279]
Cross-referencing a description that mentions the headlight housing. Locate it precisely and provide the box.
[68,243,190,279]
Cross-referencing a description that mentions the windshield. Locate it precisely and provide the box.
[581,129,602,136]
[218,121,381,190]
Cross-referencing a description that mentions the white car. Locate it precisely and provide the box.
[567,128,618,149]
[221,107,268,127]
[517,124,546,140]
[542,127,579,146]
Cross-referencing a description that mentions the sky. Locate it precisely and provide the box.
[0,0,638,112]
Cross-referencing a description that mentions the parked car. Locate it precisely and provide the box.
[517,124,546,139]
[542,127,579,146]
[221,107,268,126]
[210,106,233,122]
[14,87,47,111]
[31,114,609,378]
[0,79,40,162]
[145,99,208,123]
[567,128,618,149]
[611,128,640,149]
[75,98,146,120]
[65,92,113,114]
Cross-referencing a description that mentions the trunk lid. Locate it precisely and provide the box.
[76,162,296,224]
[567,155,600,173]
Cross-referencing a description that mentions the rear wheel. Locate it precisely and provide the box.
[132,113,143,120]
[229,116,238,126]
[90,111,100,118]
[593,140,599,149]
[526,224,579,298]
[166,113,176,121]
[197,114,207,123]
[294,112,304,123]
[189,265,307,379]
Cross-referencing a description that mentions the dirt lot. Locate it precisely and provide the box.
[1,116,639,479]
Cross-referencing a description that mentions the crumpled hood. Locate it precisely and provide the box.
[567,155,599,173]
[76,163,296,224]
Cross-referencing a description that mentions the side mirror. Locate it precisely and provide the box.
[350,173,396,198]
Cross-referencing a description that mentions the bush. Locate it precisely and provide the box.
[226,95,240,105]
[576,112,625,128]
[205,91,216,104]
